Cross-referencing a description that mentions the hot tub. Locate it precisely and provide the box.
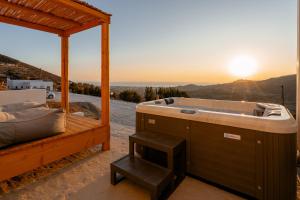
[136,97,297,199]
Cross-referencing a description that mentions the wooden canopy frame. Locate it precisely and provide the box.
[297,0,300,147]
[0,0,111,181]
[0,0,111,143]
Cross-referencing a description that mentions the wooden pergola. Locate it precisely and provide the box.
[0,0,111,181]
[298,0,300,147]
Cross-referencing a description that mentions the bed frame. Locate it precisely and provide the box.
[0,115,109,182]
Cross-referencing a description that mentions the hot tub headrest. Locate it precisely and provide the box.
[164,98,174,105]
[256,103,282,117]
[257,103,281,110]
[264,109,281,117]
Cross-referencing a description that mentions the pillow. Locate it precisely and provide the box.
[0,107,66,148]
[0,112,15,122]
[1,102,46,112]
[164,98,175,105]
[256,103,281,110]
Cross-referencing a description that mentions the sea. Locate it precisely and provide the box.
[82,81,212,87]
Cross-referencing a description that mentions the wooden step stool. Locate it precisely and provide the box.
[111,131,186,200]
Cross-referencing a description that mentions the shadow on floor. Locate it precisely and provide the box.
[69,173,244,200]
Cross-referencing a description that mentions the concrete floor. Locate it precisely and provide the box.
[0,123,244,200]
[69,174,244,200]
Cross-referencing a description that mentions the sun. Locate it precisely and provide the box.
[228,55,258,78]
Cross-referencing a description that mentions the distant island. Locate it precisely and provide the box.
[0,53,296,115]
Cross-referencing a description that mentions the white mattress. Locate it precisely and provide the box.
[0,104,66,148]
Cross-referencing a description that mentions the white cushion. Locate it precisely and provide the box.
[0,107,66,148]
[0,112,15,122]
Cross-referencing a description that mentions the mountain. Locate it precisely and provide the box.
[0,54,296,115]
[0,54,61,87]
[178,75,296,115]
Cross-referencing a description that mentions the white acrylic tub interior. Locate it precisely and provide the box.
[136,97,297,134]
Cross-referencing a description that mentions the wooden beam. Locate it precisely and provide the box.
[0,0,81,27]
[101,23,110,150]
[61,36,69,113]
[297,0,300,147]
[64,19,101,35]
[0,15,63,35]
[54,0,111,23]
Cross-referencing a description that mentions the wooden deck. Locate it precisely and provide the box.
[0,115,109,182]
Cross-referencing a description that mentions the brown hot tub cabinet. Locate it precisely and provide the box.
[136,98,297,200]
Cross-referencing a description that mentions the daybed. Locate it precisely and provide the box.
[0,114,106,182]
[0,102,66,148]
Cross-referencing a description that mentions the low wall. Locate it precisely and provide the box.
[0,89,46,105]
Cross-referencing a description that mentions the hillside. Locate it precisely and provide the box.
[0,54,61,87]
[178,75,296,114]
[0,54,296,114]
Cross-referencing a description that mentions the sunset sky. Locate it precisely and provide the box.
[0,0,297,84]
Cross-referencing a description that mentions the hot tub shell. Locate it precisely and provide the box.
[136,98,297,200]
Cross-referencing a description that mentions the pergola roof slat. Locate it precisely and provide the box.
[0,14,63,34]
[54,0,111,23]
[65,18,101,35]
[0,0,81,27]
[0,0,111,36]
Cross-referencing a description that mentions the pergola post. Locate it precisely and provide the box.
[296,0,300,147]
[61,35,69,113]
[101,22,110,150]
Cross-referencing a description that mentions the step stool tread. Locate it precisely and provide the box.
[111,155,172,187]
[131,131,185,151]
